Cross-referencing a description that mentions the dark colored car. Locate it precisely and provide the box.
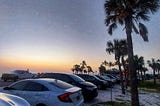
[77,74,108,90]
[39,73,98,101]
[95,75,113,87]
[1,73,18,82]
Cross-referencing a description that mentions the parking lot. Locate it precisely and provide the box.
[0,80,130,105]
[0,80,160,106]
[0,80,123,105]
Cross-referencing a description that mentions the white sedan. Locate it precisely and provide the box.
[0,92,30,106]
[0,78,84,106]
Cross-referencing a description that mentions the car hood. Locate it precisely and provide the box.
[79,81,96,87]
[0,93,30,106]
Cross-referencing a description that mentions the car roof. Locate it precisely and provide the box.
[42,72,71,75]
[10,78,74,91]
[18,78,62,84]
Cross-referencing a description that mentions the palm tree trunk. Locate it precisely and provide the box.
[158,70,160,82]
[140,70,144,82]
[122,56,128,89]
[125,18,139,106]
[144,71,146,81]
[118,60,125,94]
[153,69,156,84]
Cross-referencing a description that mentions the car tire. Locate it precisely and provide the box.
[36,103,46,106]
[97,85,101,89]
[14,79,17,82]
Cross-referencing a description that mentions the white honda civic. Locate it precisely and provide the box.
[0,78,84,106]
[0,92,30,106]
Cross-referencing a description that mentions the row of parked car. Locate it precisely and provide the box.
[0,73,120,106]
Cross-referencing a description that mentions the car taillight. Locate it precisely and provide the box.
[58,92,73,102]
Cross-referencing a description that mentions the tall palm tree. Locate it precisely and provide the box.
[104,1,159,106]
[147,58,159,84]
[106,39,127,94]
[133,55,145,81]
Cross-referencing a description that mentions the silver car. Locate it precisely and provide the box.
[0,78,84,106]
[0,92,30,106]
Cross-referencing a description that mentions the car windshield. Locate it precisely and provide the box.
[107,75,115,79]
[96,75,105,80]
[102,76,110,79]
[70,74,85,82]
[94,75,104,81]
[49,80,73,89]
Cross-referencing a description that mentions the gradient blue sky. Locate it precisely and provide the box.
[0,0,160,74]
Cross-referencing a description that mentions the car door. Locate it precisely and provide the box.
[21,81,50,106]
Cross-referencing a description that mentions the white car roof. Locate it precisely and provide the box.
[10,78,75,92]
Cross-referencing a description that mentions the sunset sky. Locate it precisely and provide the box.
[0,0,160,75]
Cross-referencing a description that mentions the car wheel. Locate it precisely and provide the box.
[36,103,46,106]
[13,79,16,82]
[97,85,101,89]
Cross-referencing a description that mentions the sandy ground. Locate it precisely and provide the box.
[85,85,160,106]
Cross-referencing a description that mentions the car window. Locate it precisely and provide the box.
[70,74,85,82]
[56,74,72,83]
[49,80,73,89]
[102,76,110,79]
[41,73,54,78]
[10,81,29,90]
[89,76,95,81]
[94,75,101,80]
[23,82,48,91]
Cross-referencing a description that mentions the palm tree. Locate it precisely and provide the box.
[141,66,148,81]
[99,64,107,75]
[72,64,81,74]
[147,58,158,84]
[80,60,87,73]
[133,55,145,81]
[106,39,127,94]
[102,60,115,70]
[87,66,94,74]
[157,59,160,81]
[104,1,159,106]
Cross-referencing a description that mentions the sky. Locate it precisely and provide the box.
[0,0,160,75]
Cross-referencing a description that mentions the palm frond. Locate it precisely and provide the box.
[105,15,117,26]
[136,11,150,21]
[132,23,139,34]
[106,41,114,54]
[139,23,149,42]
[136,0,160,13]
[106,48,113,54]
[104,0,119,15]
[108,23,117,35]
[118,18,124,25]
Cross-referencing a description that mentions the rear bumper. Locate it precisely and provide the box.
[82,88,98,101]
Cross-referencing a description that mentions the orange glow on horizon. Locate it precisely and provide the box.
[0,56,74,73]
[0,54,115,74]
